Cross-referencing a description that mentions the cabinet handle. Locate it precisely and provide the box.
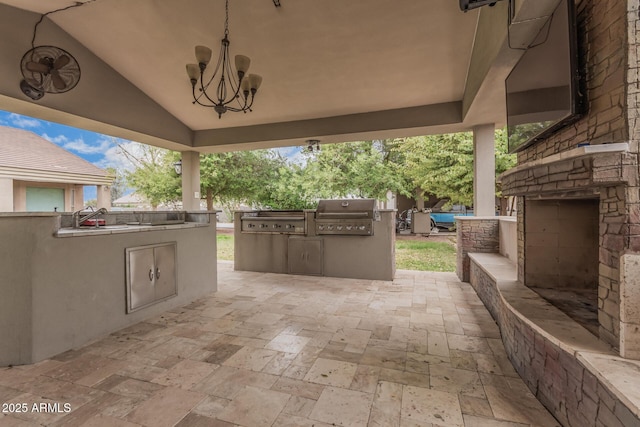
[155,267,160,280]
[148,269,154,281]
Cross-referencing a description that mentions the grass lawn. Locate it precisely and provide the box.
[217,232,457,272]
[217,233,234,261]
[395,239,456,272]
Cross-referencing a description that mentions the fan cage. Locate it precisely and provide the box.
[20,45,81,94]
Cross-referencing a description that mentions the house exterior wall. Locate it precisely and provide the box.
[13,180,84,213]
[0,178,13,211]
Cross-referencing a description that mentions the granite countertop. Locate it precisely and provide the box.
[55,222,209,238]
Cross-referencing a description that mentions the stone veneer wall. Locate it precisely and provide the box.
[469,261,640,427]
[501,0,640,355]
[456,218,500,282]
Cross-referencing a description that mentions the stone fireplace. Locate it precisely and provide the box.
[524,198,599,334]
[499,143,639,356]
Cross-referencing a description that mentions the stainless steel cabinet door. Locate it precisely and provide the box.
[288,237,323,276]
[126,242,177,313]
[153,244,177,301]
[127,247,155,312]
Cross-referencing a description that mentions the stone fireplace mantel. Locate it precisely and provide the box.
[499,142,631,197]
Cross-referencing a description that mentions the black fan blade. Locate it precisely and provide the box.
[53,55,70,70]
[51,70,67,90]
[26,61,50,73]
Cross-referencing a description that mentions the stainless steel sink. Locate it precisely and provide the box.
[126,220,185,226]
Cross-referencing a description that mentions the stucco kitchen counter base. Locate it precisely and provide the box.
[0,213,218,366]
[55,222,209,237]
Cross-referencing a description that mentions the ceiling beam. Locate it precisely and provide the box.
[193,102,463,151]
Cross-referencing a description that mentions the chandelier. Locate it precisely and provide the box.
[186,0,262,118]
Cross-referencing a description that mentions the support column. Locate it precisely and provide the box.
[473,124,496,216]
[181,151,201,211]
[96,185,111,210]
[0,178,14,212]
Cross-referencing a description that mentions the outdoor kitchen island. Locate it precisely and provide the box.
[234,199,395,281]
[0,211,218,366]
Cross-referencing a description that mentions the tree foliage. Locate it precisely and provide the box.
[105,167,127,203]
[301,140,412,200]
[120,130,515,212]
[402,130,515,206]
[120,144,181,209]
[259,163,317,210]
[199,150,285,210]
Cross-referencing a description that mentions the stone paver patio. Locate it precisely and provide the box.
[0,261,560,426]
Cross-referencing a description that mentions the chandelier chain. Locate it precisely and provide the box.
[224,0,230,37]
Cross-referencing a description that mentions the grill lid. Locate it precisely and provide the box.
[316,199,378,220]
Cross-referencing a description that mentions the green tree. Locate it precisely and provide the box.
[105,167,127,203]
[403,129,515,207]
[260,163,317,210]
[120,144,181,210]
[199,150,284,210]
[301,140,412,201]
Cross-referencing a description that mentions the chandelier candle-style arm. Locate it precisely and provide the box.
[185,0,262,118]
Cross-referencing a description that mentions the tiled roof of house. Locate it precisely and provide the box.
[0,125,111,178]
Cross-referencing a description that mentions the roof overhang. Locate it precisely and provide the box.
[0,0,560,152]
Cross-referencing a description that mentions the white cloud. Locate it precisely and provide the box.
[42,133,69,144]
[64,137,113,154]
[275,146,306,165]
[8,113,41,128]
[41,133,115,155]
[96,141,148,171]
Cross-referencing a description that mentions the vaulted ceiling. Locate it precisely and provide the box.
[0,0,559,152]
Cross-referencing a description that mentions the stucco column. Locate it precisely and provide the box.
[96,185,111,210]
[0,178,14,212]
[181,151,201,211]
[473,124,496,216]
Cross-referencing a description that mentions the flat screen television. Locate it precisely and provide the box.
[506,0,584,153]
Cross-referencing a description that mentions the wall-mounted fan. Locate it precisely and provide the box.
[19,45,81,100]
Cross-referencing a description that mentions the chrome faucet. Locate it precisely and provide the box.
[73,207,108,228]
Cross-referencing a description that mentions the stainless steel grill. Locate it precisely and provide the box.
[240,210,305,234]
[315,199,378,236]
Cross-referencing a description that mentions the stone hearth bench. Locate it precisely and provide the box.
[468,252,640,427]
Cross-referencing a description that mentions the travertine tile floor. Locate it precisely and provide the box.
[0,261,561,426]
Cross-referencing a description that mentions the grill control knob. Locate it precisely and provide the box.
[272,224,281,229]
[248,223,256,228]
[285,224,292,229]
[318,225,324,231]
[327,225,334,230]
[358,225,366,231]
[346,225,353,230]
[260,224,268,228]
[337,225,343,231]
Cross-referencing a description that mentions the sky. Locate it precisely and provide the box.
[0,109,302,201]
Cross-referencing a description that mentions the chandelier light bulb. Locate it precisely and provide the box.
[195,46,212,66]
[235,55,250,75]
